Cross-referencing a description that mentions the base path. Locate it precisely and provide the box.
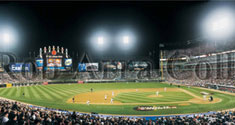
[179,88,221,104]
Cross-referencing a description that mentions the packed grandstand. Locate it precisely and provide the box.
[161,43,235,93]
[0,98,234,125]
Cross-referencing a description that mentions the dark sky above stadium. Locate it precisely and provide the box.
[0,1,234,59]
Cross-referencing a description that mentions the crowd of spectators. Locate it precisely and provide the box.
[163,44,235,88]
[0,98,234,125]
[0,73,45,84]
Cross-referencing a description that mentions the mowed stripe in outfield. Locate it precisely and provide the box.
[9,85,86,102]
[41,86,68,99]
[33,85,55,100]
[6,87,15,97]
[10,87,18,97]
[46,86,79,97]
[31,86,48,100]
[28,86,38,99]
[38,85,64,101]
[1,88,10,96]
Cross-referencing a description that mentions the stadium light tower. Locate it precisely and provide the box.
[0,25,19,53]
[203,7,235,40]
[90,30,110,52]
[3,33,11,44]
[1,31,14,52]
[123,36,129,44]
[98,36,104,45]
[116,31,136,51]
[211,18,230,32]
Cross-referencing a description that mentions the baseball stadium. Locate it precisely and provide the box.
[0,1,235,124]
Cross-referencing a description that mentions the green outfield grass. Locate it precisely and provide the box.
[0,82,234,115]
[114,91,193,103]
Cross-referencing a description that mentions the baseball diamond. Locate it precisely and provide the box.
[0,82,234,115]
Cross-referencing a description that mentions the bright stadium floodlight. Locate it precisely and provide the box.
[211,18,229,32]
[202,7,235,40]
[98,36,104,45]
[0,25,19,52]
[211,17,232,36]
[3,33,11,44]
[123,36,129,44]
[116,30,136,51]
[90,30,110,52]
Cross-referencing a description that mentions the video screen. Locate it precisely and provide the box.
[86,63,99,71]
[128,61,148,71]
[64,59,72,67]
[47,58,62,67]
[9,63,31,72]
[78,63,86,72]
[103,61,123,71]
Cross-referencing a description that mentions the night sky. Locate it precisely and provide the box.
[0,1,234,60]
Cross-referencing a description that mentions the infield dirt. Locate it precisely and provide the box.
[67,88,221,105]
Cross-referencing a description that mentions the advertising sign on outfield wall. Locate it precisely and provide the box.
[6,83,12,88]
[78,63,99,72]
[9,63,31,72]
[78,63,86,72]
[86,63,99,71]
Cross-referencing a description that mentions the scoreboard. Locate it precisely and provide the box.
[36,46,72,71]
[47,58,62,67]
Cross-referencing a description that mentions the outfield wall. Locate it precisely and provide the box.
[0,79,162,88]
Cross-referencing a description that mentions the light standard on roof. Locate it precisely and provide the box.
[0,32,12,66]
[202,7,235,49]
[97,36,104,45]
[123,36,129,45]
[3,33,11,44]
